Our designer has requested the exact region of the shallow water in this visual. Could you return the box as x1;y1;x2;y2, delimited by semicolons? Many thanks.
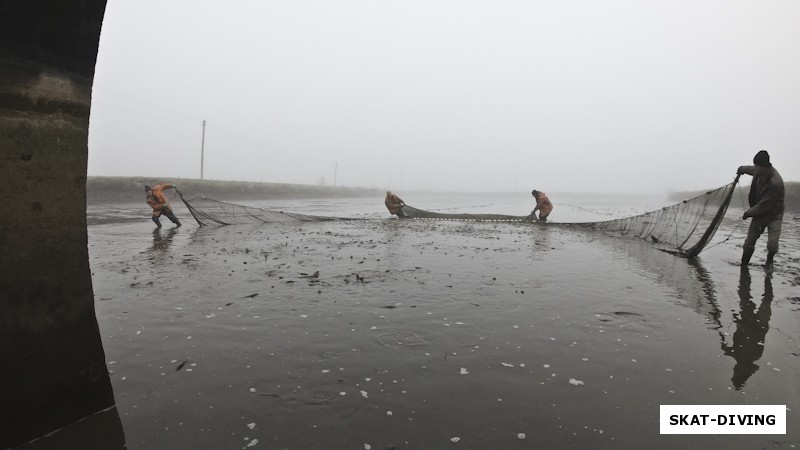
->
26;194;800;449
224;191;674;222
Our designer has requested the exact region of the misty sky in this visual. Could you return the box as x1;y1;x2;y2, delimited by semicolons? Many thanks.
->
88;0;800;194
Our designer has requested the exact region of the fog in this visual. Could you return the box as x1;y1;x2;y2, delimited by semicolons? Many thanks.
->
88;0;800;194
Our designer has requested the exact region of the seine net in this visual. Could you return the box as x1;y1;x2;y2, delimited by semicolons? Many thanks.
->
177;176;740;258
176;190;343;226
571;175;741;257
396;176;741;258
399;205;532;222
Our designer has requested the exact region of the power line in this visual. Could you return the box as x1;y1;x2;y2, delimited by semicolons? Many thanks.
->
90;101;198;128
92;83;205;124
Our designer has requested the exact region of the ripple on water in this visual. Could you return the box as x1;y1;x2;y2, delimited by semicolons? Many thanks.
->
593;310;656;333
302;388;340;406
280;383;374;424
373;330;432;348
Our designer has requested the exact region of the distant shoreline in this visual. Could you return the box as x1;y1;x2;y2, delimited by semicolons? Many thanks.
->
667;181;799;212
87;176;383;204
88;176;799;213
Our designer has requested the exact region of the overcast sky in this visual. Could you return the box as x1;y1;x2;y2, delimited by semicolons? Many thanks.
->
88;0;800;194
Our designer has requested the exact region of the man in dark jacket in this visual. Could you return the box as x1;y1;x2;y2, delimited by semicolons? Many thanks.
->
737;150;784;273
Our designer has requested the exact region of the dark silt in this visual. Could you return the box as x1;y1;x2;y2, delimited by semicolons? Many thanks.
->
24;198;800;449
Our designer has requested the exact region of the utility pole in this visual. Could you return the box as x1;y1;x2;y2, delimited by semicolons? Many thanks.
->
200;119;206;180
333;163;338;187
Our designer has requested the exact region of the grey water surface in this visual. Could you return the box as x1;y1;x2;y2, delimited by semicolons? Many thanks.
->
26;194;799;449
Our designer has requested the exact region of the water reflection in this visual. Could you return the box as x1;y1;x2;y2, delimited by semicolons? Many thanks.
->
149;227;178;254
600;236;723;327
685;258;724;332
721;268;773;390
527;222;552;259
592;234;776;391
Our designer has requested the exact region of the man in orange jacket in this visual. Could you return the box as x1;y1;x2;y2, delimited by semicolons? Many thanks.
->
530;190;553;222
385;191;406;217
145;183;181;228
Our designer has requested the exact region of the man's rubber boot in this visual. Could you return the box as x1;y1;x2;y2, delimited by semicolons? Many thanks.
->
741;247;754;267
764;252;775;274
152;217;162;228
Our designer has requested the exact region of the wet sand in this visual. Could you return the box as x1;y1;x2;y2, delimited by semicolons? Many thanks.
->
27;200;800;449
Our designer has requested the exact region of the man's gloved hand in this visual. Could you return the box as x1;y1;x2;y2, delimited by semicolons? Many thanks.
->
742;211;751;220
736;166;746;175
172;184;177;189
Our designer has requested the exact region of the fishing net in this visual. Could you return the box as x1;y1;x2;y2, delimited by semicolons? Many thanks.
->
176;190;343;226
571;175;740;257
399;205;533;222
177;176;740;258
397;176;741;258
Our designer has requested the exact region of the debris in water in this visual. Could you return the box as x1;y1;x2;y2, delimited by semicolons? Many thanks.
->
176;360;189;371
569;378;584;386
460;368;469;375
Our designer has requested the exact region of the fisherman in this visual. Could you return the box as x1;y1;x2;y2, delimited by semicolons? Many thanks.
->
530;190;553;222
384;191;406;218
145;183;182;228
737;150;784;273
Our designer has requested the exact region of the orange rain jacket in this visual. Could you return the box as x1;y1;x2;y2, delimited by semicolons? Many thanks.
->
534;192;553;219
146;184;175;217
385;193;405;215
